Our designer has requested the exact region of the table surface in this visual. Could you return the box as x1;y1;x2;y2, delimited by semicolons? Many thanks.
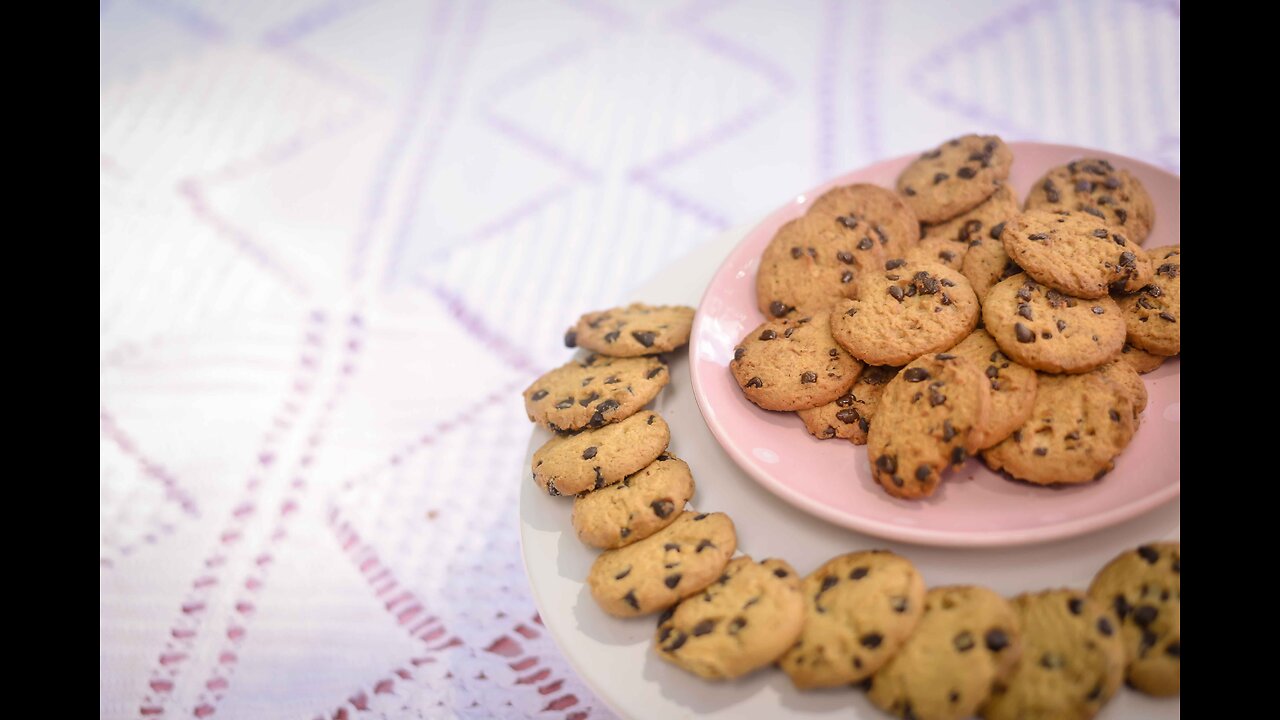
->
100;2;1180;718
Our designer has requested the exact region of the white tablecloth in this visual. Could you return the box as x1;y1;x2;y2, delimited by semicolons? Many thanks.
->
100;1;1180;717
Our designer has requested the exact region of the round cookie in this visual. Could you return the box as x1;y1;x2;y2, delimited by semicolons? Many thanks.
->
755;213;885;318
587;511;737;618
897;135;1013;223
982;590;1126;720
867;353;992;500
805;183;922;261
532;411;670;496
1001;210;1153;299
523;353;670;432
962;225;1022;303
567;303;694;356
1024;158;1155;244
949;329;1038;449
981;369;1137;486
1119;343;1166;374
831;260;980;366
1117;245;1179;356
779;550;926;689
572;452;695;549
922;183;1020;244
654;556;804;680
904;236;968;272
868;585;1023;720
1096;359;1148;416
796;365;899;443
1088;543;1180;696
982;274;1125;374
731;312;863;411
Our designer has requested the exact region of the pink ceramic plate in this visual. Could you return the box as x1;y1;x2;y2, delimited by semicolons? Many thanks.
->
690;142;1180;547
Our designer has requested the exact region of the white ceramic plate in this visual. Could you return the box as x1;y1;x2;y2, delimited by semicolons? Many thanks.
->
519;228;1180;720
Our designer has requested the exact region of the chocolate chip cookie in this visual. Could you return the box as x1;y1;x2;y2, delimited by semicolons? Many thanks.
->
796;365;899;443
567;303;695;356
867;353;992;499
731;312;863;411
532;411;670;496
1119;343;1166;374
961;225;1022;303
949;329;1038;449
981;590;1126;720
1117;245;1179;356
1088;543;1180;696
572;452;695;549
806;183;922;261
779;550;926;689
524;354;670;432
1001;210;1153;299
981;369;1137;485
868;585;1023;720
831;260;980;367
1024;158;1155;244
755;214;884;318
897;135;1013;223
982;275;1125;374
922;183;1020;245
654;556;804;679
588;511;737;617
1096;359;1148;417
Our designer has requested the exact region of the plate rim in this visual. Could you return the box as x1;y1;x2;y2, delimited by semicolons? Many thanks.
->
688;141;1180;547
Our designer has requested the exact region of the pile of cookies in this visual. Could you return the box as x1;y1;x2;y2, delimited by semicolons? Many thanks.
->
734;134;1180;499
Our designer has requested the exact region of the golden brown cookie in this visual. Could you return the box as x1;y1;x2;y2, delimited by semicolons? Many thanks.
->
962;228;1022;303
571;452;695;549
1118;343;1166;374
949;329;1038;449
796;365;899;443
982;275;1125;374
1117;245;1180;356
567;303;694;356
731;312;863;411
897;135;1013;223
1088;543;1180;696
531;411;670;496
523;354;669;432
1024;158;1155;244
1001;210;1153;299
922;183;1020;244
755;214;884;318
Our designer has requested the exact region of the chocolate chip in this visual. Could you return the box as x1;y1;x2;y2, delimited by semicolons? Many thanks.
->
623;590;639;609
929;387;945;407
861;633;884;648
578;391;600;407
953;631;975;652
858;236;874;250
646;366;664;379
942;419;956;441
847;566;869;580
1097;617;1114;636
1133;605;1157;627
773;567;789;578
1014;323;1035;343
985;629;1010;652
604;330;620;343
989;222;1006;240
1068;598;1084;615
820;576;838;593
837;250;854;264
801;371;817;384
836;408;860;424
649;499;675;518
950;447;966;465
1086;683;1103;701
1165;642;1180;657
1114;208;1128;225
891;596;908;613
694;513;708;520
903;367;930;382
582;447;597;460
728;617;747;633
1034;448;1048;456
1017;303;1033;320
888;285;904;301
933;172;949;184
746;377;763;388
875;455;897;474
1159;312;1176;323
691;620;716;636
664;631;687;652
531;389;548;401
759;329;777;341
664;574;681;589
1077;179;1095;192
696;539;715;552
632;331;656;347
619;527;631;538
904;186;916;196
564;330;577;348
1113;595;1130;619
957;166;976;179
915;465;932;482
1056;319;1067;332
837;215;858;230
595;399;619;414
791;247;803;259
769;301;791;318
1109;409;1121;422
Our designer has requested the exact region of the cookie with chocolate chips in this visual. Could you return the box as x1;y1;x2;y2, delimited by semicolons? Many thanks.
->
866;353;992;500
523;353;670;432
572;452;695;549
982;275;1125;374
831;260;980;367
1024;158;1156;244
1088;542;1180;697
588;511;737;618
961;224;1023;303
868;585;1023;720
805;183;922;261
731;312;863;411
922;183;1020;245
905;236;968;271
1096;359;1148;417
796;365;899;443
897;135;1014;223
567;303;695;357
1002;209;1153;299
981;369;1137;486
981;590;1126;720
1119;343;1166;374
779;550;926;689
532;411;670;496
756;215;887;320
654;556;804;680
949;330;1038;449
1117;245;1180;356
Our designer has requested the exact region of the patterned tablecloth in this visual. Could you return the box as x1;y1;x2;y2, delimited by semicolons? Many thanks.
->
99;1;1179;717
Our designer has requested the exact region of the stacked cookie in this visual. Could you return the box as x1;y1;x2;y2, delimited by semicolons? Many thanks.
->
525;303;808;678
733;135;1181;499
